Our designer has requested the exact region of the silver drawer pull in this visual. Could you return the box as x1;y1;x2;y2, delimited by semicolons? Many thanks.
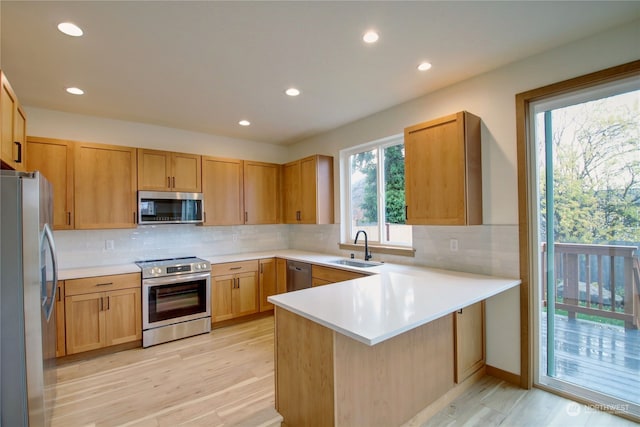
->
230;267;242;270
96;282;113;286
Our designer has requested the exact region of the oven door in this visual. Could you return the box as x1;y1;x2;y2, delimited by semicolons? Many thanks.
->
142;272;211;330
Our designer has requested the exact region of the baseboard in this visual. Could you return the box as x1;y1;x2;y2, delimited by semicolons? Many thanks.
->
485;364;521;386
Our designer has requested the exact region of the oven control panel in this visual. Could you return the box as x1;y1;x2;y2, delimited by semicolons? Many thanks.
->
137;257;211;279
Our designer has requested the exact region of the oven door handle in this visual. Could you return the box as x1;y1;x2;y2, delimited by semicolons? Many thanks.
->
142;271;211;287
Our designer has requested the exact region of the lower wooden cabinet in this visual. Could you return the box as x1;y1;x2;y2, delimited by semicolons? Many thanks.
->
311;265;367;286
55;281;66;357
64;273;141;355
259;258;277;312
276;258;287;294
212;260;259;323
454;301;485;383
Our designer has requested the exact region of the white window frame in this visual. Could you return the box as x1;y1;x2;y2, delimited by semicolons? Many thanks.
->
340;133;411;247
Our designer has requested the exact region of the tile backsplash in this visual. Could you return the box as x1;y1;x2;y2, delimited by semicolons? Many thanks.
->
54;224;290;268
55;222;519;279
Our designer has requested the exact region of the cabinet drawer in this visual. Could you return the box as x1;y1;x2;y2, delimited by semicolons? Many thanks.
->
65;273;141;296
311;265;366;284
211;260;259;276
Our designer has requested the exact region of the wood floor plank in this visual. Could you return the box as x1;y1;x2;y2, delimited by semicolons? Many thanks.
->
53;315;636;426
52;316;276;427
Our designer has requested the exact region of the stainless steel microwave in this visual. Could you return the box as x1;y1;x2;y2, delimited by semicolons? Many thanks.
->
138;191;204;225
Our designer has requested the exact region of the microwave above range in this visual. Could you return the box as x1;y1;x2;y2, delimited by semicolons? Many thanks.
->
138;191;204;225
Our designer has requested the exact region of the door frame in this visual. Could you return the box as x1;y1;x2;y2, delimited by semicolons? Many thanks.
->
515;59;640;389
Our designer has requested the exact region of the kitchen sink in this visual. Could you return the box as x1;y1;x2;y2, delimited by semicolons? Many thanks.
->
329;259;383;268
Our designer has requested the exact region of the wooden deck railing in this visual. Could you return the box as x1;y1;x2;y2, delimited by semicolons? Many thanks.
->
542;243;639;329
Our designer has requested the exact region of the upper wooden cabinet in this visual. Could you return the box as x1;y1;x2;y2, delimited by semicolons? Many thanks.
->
75;142;137;229
1;71;27;171
404;111;482;225
137;149;201;192
282;155;334;224
27;137;75;230
202;156;244;225
244;160;280;224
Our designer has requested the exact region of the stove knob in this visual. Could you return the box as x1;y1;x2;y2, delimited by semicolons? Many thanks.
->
194;264;200;270
153;267;162;275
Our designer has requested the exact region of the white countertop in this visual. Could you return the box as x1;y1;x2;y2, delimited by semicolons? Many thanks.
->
58;249;520;346
268;267;520;346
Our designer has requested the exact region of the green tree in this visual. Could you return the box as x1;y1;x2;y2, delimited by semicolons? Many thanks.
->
352;144;406;225
540;92;640;245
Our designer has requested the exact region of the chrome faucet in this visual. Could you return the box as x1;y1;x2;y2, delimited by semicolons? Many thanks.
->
354;230;372;261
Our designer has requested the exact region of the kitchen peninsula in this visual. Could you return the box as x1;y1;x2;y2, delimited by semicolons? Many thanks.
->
268;268;520;426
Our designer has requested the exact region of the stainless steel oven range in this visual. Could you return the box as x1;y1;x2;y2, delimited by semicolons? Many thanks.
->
136;257;211;347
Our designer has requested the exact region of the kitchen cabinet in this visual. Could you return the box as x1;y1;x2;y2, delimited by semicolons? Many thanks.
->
1;70;27;171
259;258;277;312
202;156;244;225
55;281;66;357
74;142;137;229
311;265;367;287
64;273;141;355
243;161;280;224
137;148;201;192
282;155;334;224
404;111;482;225
276;258;287;294
211;260;259;323
26;137;75;230
454;300;485;383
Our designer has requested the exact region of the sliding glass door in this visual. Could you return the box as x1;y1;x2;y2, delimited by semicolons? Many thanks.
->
532;78;640;417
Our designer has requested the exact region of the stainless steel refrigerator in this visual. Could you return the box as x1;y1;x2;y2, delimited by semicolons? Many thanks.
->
1;170;58;426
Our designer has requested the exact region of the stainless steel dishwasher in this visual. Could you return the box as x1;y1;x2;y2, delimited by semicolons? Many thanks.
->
286;260;312;291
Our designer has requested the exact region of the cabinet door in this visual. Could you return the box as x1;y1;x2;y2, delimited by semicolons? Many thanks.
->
13;105;26;171
405;113;465;225
299;156;318;224
1;74;17;169
212;274;234;322
282;161;300;223
454;301;485;383
75;142;137;229
105;287;142;346
27;137;75;230
172;152;201;192
244;161;279;224
405;111;482;225
259;258;277;312
202;156;244;225
56;281;66;357
137;149;171;191
233;271;259;317
276;258;287;294
65;292;106;355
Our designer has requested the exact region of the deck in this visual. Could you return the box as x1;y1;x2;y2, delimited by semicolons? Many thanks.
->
541;313;640;405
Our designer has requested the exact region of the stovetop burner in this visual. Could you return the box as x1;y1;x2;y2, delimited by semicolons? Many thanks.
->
136;256;211;278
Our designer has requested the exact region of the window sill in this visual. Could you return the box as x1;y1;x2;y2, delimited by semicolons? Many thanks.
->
338;243;416;258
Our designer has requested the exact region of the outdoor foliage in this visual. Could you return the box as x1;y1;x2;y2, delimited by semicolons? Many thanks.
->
539;91;640;245
352;144;406;225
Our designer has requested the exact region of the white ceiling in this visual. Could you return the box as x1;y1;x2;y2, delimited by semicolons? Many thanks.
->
2;1;639;145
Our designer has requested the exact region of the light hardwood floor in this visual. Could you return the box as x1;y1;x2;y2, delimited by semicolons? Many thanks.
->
53;315;635;426
52;316;278;426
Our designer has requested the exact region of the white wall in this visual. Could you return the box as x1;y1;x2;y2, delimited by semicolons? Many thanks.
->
27;20;640;377
24;107;289;164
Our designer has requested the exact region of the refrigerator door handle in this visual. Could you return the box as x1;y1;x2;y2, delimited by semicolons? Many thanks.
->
41;223;58;321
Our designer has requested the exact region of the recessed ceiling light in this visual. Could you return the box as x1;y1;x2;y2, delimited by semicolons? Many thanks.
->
285;88;300;97
66;87;84;95
238;120;251;126
362;30;379;44
418;62;432;71
58;22;83;37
